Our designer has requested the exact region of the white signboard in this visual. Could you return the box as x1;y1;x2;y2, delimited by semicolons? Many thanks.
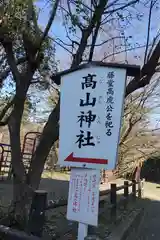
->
59;65;126;169
67;168;100;226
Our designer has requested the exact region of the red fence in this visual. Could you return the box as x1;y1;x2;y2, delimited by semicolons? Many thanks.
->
22;132;41;173
0;145;4;177
0;132;41;180
0;143;12;180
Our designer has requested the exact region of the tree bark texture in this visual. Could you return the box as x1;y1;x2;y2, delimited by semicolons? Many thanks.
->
5;0;160;226
27;99;60;189
7;75;34;224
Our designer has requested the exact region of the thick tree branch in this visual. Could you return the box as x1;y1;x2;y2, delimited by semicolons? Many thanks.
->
37;0;60;52
26;0;160;192
144;0;153;64
0;97;15;121
28;0;39;35
67;0;83;30
71;0;108;67
0;56;26;86
2;42;21;87
147;30;160;60
125;40;160;96
120;117;134;145
0;121;8;126
26;0;60;70
0;115;11;126
0;68;10;87
87;0;108;33
88;21;101;61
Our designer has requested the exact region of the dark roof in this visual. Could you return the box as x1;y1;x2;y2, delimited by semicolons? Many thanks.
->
51;61;140;85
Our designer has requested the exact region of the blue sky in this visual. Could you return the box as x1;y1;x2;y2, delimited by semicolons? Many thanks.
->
1;1;160;127
35;0;160;76
35;0;160;127
36;0;71;69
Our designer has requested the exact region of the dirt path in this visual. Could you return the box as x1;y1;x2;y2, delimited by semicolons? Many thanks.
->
127;182;160;240
0;175;124;206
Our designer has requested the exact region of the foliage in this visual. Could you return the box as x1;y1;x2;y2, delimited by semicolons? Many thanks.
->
141;153;160;182
0;0;60;225
0;0;160;227
22;96;33;123
0;94;33;124
118;79;160;177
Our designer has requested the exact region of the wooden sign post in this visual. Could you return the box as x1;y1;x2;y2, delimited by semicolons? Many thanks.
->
57;62;140;239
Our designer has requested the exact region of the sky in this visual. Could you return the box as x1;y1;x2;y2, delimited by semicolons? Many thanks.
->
36;0;72;69
35;0;160;69
1;0;160;127
34;0;160;127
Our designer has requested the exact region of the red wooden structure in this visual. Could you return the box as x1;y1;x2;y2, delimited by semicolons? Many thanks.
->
0;131;117;182
22;132;41;173
0;131;41;180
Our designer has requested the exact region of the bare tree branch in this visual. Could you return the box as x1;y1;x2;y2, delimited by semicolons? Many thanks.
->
104;0;138;14
70;0;94;13
88;21;101;61
120;115;142;146
106;0;120;9
37;0;60;52
102;44;150;61
54;37;77;47
67;0;84;30
91;36;126;47
55;35;125;49
126;40;160;96
60;4;79;49
120;77;159;147
48;36;73;54
144;0;153;64
71;0;108;67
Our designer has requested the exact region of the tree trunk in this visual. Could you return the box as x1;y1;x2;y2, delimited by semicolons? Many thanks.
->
24;0;109;195
7;75;33;224
8;102;28;226
27;100;60;189
8;106;26;182
11;175;33;229
26;1;110;191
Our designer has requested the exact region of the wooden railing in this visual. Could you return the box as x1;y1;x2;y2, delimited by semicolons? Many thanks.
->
0;179;145;239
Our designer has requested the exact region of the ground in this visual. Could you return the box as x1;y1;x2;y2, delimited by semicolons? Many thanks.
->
0;171;124;205
0;173;160;239
127;182;160;240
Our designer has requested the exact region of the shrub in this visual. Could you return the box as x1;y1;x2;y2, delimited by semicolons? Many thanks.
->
141;154;160;182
